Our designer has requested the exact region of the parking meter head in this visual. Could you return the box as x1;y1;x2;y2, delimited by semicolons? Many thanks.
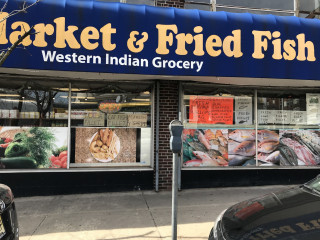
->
169;120;184;154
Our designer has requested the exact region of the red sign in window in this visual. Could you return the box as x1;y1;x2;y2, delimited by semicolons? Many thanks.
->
189;96;234;124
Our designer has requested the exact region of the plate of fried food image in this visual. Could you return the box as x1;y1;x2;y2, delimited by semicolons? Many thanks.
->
89;128;120;162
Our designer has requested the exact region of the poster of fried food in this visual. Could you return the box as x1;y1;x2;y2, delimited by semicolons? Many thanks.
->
75;128;137;163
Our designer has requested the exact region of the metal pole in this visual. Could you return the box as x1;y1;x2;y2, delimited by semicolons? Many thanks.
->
155;81;160;192
172;152;179;240
67;82;72;169
254;89;258;166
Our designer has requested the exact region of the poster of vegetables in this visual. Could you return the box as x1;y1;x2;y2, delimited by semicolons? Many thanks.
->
75;128;137;164
0;127;68;169
279;130;320;166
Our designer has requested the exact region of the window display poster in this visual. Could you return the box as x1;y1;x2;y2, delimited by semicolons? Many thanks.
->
235;97;252;125
189;96;233;124
229;129;280;166
279;130;320;166
75;128;138;164
182;128;280;167
0;127;68;169
306;93;320;124
182;129;229;167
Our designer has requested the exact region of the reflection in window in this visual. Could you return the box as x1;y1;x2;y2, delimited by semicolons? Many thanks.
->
0;81;69;127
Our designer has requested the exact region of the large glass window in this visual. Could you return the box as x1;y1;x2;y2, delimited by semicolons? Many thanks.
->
69;81;153;167
182;83;320;168
0;80;69;169
0;79;153;170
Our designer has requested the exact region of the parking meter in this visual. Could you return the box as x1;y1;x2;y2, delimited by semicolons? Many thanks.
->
169;120;183;154
169;120;183;240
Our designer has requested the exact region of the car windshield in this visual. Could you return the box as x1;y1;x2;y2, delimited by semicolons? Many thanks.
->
303;176;320;195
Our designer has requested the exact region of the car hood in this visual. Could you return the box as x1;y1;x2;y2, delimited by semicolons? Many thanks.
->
0;184;13;205
221;186;320;240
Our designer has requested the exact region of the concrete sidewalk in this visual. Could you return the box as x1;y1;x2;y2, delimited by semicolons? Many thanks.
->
15;185;290;240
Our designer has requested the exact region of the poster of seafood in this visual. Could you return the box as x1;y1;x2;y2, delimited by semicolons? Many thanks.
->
279;130;320;166
183;129;228;167
0;127;68;169
228;129;279;166
75;128;137;164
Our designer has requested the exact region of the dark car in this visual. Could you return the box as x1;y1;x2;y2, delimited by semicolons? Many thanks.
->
209;175;320;240
0;184;18;240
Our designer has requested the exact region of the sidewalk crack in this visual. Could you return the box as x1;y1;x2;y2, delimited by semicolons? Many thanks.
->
27;215;47;240
141;191;164;239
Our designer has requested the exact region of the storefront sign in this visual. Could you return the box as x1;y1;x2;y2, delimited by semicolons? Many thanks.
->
189;96;233;124
2;1;320;80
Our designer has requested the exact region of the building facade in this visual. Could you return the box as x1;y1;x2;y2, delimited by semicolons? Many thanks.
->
0;0;320;196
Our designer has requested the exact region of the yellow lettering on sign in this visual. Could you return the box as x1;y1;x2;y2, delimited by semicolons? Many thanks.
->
81;26;99;50
283;39;296;60
223;30;243;58
0;12;9;44
252;30;272;59
10;22;32;46
206;35;222;57
127;31;148;53
54;17;80;49
33;23;54;47
156;24;177;55
100;23;116;51
296;33;316;61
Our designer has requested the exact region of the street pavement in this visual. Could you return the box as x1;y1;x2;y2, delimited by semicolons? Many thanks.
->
15;185;291;240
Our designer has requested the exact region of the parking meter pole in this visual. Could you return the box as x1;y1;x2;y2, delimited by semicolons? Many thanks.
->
172;152;179;240
169;120;183;240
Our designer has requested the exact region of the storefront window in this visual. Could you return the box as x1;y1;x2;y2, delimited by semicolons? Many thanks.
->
182;83;320;168
182;84;254;167
0;80;69;169
69;81;153;167
257;89;320;167
0;80;153;170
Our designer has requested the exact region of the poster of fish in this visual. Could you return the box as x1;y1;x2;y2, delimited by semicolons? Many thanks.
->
279;130;320;166
183;129;228;167
228;129;280;166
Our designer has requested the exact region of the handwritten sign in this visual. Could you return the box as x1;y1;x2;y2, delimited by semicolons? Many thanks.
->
189;96;233;124
84;112;105;126
107;114;128;127
306;93;320;124
235;97;252;124
258;110;274;124
128;114;148;127
274;110;291;124
290;111;307;125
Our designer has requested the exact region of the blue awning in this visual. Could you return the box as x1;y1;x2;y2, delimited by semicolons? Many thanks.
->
1;0;320;80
